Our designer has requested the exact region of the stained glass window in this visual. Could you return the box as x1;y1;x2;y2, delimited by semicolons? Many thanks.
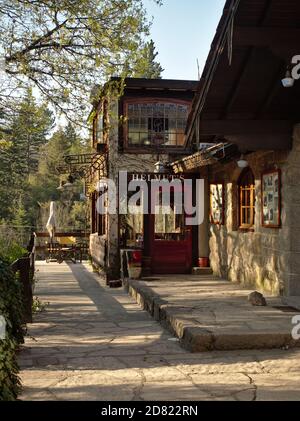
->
126;102;189;147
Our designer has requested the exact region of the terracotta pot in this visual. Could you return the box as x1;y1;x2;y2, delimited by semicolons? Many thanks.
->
198;257;209;268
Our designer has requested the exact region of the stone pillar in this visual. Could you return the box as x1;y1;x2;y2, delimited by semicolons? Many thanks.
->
106;98;121;281
198;172;210;266
280;123;300;296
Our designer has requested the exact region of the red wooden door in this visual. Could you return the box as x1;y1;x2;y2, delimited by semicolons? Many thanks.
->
149;187;193;274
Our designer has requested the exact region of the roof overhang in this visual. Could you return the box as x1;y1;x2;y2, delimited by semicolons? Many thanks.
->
171;143;240;173
186;0;300;153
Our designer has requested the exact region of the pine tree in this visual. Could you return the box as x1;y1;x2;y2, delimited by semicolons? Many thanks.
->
133;40;164;79
29;124;88;228
0;91;53;222
9;89;54;177
11;200;31;228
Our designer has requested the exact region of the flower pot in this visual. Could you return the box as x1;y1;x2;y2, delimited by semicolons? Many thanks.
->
124;249;142;279
198;257;209;268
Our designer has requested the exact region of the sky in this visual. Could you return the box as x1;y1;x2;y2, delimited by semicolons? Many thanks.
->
144;0;226;80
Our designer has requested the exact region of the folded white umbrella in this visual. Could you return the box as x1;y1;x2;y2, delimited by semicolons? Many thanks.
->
46;201;56;241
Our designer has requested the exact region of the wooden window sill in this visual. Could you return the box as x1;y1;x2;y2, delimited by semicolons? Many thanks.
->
238;227;255;233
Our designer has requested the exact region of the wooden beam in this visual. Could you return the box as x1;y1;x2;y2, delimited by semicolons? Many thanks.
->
227;134;292;151
199;120;292;136
35;232;89;238
221;47;254;118
256;62;285;117
233;27;300;48
257;0;273;26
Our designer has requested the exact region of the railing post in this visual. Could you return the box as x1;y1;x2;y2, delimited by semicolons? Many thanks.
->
18;257;33;323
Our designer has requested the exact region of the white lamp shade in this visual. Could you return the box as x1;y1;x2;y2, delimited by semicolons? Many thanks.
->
281;77;295;88
237;159;249;169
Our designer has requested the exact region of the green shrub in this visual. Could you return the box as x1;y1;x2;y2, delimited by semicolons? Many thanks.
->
0;258;25;401
0;239;27;264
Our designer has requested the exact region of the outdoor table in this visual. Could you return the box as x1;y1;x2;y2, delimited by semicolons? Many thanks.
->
46;243;76;264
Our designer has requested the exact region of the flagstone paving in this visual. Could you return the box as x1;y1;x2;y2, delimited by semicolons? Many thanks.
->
19;262;300;401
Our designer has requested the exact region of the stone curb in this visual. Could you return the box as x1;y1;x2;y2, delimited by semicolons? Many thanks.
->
123;278;300;352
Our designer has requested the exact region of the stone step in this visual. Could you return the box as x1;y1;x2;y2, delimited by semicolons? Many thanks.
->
192;267;213;276
124;278;300;352
282;296;300;311
109;280;122;288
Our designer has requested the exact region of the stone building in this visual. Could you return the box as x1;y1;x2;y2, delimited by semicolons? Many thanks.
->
88;78;198;280
173;0;300;297
88;0;300;300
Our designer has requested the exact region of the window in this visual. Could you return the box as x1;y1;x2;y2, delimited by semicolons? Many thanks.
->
93;113;103;146
91;191;106;235
238;168;255;229
126;102;189;148
120;191;144;248
210;183;224;225
98;213;106;236
92;101;107;149
154;189;187;241
261;169;281;228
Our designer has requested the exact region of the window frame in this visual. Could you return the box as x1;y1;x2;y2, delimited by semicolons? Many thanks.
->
92;100;107;149
261;168;281;229
238;168;256;230
209;182;225;226
123;98;191;152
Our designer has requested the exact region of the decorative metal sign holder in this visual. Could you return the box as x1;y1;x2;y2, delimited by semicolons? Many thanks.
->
56;152;107;197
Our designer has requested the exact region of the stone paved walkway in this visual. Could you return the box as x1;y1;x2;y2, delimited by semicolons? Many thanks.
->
19;262;300;401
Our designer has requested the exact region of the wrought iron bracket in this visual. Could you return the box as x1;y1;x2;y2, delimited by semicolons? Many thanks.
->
56;152;108;197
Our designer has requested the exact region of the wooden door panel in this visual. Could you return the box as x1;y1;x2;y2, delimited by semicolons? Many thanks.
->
151;241;192;274
149;182;193;274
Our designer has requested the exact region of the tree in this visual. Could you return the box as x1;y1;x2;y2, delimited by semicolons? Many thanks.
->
0;0;162;128
9;89;54;176
0;92;53;223
10;200;31;228
0;89;53;219
29;123;89;230
133;40;164;79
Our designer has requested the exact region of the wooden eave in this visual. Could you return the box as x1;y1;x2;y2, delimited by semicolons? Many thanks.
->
186;0;300;152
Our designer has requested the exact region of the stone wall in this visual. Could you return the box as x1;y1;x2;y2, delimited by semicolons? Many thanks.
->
209;124;300;296
90;233;106;268
280;124;300;296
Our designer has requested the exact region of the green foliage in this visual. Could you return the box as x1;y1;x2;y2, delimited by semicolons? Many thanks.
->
10;202;31;230
70;202;89;230
1;0;163;126
9;89;55;176
0;227;28;264
0;139;11;150
0;91;54;223
32;296;49;314
0;259;25;400
0;105;89;230
29;123;90;231
132;39;164;79
0;241;27;265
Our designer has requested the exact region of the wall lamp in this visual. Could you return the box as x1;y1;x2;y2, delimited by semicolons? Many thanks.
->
237;154;249;169
281;67;295;88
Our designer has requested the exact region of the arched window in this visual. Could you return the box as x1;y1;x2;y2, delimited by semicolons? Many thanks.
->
238;168;255;229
